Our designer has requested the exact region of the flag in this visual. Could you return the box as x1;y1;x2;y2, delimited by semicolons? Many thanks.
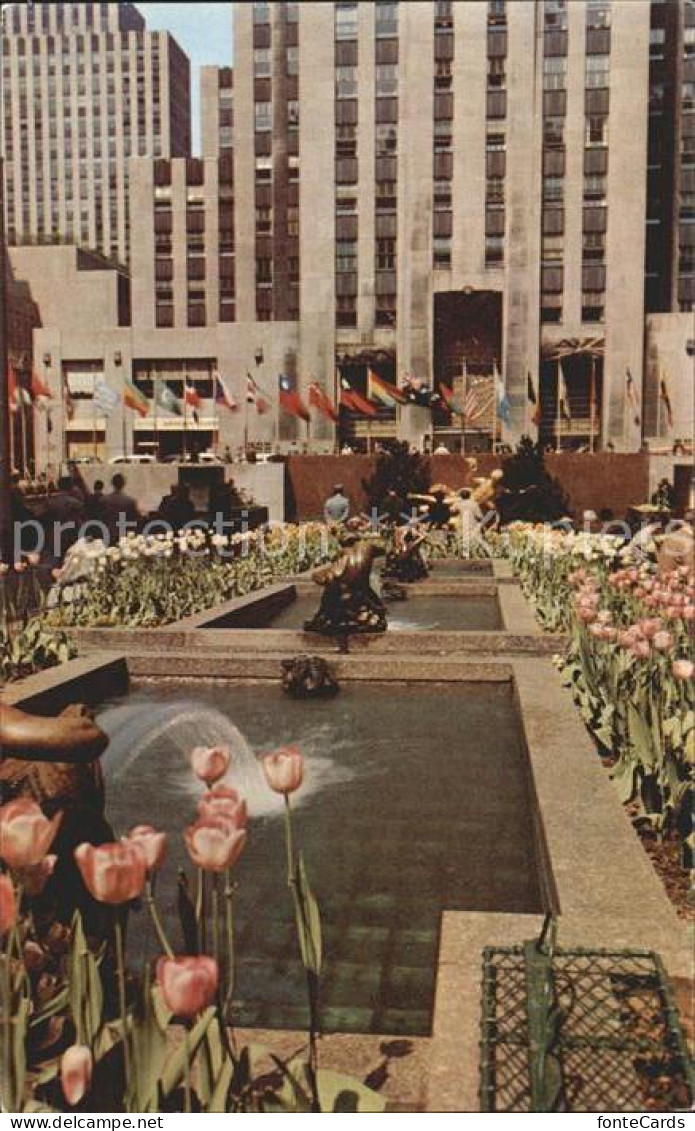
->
279;374;310;421
338;375;377;416
156;382;183;416
527;372;542;427
93;377;119;416
439;382;455;409
184;382;202;410
308;382;339;422
62;371;75;421
495;365;511;427
558;363;572;424
214;372;238;412
660;372;674;431
464;377;494;424
367;369;406;407
625;368;641;427
31;371;52;400
247;373;270;414
123;378;149;417
7;364;19;413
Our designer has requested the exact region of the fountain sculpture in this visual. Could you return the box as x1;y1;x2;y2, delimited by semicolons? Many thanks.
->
303;528;388;638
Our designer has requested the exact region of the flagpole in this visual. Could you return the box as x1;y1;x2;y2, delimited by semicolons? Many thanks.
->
555;359;562;454
182;361;188;461
491;364;497;455
461;362;466;457
92;374;98;462
589;355;596;454
20;395;27;475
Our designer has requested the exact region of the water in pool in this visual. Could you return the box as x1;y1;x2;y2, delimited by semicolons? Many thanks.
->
100;681;542;1035
262;592;502;631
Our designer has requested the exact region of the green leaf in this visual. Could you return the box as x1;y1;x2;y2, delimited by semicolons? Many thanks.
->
316;1068;387;1113
160;1006;216;1097
292;853;322;976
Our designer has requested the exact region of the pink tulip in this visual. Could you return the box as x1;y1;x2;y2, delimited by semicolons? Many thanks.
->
631;639;651;660
190;745;231;786
617;630;637;649
0;874;17;935
156;956;219;1018
672;659;694;681
577;606;597;623
639;618;662;639
682;605;694;621
197;785;248;829
61;1044;93;1107
184;816;247;872
597;610;613;625
126;825;167;873
262;745;305;795
74;840;147;904
652;631;674;652
665;605;682;619
15;853;57;896
0;799;62;869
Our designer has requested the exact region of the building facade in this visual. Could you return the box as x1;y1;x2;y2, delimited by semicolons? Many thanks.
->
1;1;191;264
200;65;234;161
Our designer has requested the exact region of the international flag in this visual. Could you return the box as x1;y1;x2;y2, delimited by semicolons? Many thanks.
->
7;364;19;413
123;378;149;417
367;369;406;407
214;372;238;412
439;382;455;410
495;365;511;427
338;375;377;416
62;372;75;421
308;382;339;422
558;363;572;424
659;371;673;431
625;368;641;427
184;382;202;410
279;374;310;421
527;372;542;427
156;382;183;416
465;378;494;424
93;377;119;416
247;373;270;415
31;371;52;400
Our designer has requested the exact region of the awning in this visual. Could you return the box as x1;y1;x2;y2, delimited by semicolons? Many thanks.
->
541;337;605;360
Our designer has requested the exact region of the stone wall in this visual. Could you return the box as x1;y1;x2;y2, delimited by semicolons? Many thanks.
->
287;452;652;522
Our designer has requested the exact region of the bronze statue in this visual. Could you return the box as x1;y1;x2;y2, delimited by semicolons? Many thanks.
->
281;655;340;698
0;702;113;931
382;526;429;583
304;531;388;636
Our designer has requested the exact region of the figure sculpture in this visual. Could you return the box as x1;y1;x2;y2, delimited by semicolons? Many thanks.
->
281;654;340;698
382;526;429;584
304;531;387;637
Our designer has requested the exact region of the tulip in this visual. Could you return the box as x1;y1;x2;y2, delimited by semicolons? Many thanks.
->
576;606;597;624
15;853;57;896
156;956;219;1019
197;785;248;828
74;840;147;904
672;659;694;681
0;799;62;869
631;639;651;660
652;631;674;652
190;745;231;786
0;874;17;934
639;618;662;639
126;825;167;873
262;745;305;795
61;1044;93;1107
184;816;246;872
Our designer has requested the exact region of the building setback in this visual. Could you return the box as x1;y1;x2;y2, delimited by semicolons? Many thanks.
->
1;1;191;264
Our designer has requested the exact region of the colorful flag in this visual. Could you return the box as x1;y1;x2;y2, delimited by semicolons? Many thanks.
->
495;365;511;427
62;371;75;421
214;372;238;412
465;378;494;424
184;382;202;410
439;382;455;409
156;382;183;416
558;363;572;424
625;368;641;427
527;372;542;427
659;372;674;431
367;369;406;407
7;364;19;413
279;374;310;421
94;377;119;416
123;379;149;417
247;373;271;415
338;375;377;416
308;382;339;422
31;371;52;400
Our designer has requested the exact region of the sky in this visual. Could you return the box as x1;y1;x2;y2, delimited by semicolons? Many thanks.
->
136;3;234;154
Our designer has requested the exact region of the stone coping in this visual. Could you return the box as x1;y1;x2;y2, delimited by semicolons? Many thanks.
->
0;651;128;714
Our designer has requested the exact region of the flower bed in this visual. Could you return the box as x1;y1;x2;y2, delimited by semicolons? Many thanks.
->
500;524;694;882
46;524;339;630
1;563;77;683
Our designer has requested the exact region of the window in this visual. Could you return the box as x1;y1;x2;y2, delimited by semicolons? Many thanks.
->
376;64;398;96
335;3;358;40
433;236;452;267
485;236;504;265
254;48;271;77
586;115;608;145
287;46;299;76
585;54;609;88
336;65;357;98
543;176;564;201
586;0;610;30
543;57;566;90
583;174;606;202
254;101;271;131
336;240;357;272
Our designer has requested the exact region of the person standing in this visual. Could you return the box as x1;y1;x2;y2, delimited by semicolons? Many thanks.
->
323;484;350;524
101;474;141;542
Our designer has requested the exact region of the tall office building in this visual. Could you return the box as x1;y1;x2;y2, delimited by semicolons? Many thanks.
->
230;0;677;449
1;1;191;264
200;65;234;160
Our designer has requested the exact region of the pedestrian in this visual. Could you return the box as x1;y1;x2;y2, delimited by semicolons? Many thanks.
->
101;473;141;542
323;484;350;524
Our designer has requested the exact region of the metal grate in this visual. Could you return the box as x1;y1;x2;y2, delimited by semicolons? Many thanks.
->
480;945;694;1113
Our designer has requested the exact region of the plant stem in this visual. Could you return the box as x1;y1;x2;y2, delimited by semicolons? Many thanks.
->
2;923;13;1112
223;870;235;1021
114;916;131;1106
211;877;220;966
283;795;295;886
145;878;173;958
183;1029;192;1114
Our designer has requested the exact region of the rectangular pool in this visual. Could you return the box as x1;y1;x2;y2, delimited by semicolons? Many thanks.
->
100;681;543;1035
258;592;503;632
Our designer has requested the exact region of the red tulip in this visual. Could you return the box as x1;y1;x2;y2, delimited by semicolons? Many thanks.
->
156;956;219;1018
15;853;57;896
262;745;305;795
74;840;147;904
126;825;167;873
0;799;62;869
190;745;231;786
0;874;17;935
61;1044;93;1106
197;785;248;829
184;816;246;872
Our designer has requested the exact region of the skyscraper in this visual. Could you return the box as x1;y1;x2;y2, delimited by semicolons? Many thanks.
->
1;1;191;264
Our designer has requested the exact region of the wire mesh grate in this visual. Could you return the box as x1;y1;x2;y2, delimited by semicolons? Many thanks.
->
480;945;694;1113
